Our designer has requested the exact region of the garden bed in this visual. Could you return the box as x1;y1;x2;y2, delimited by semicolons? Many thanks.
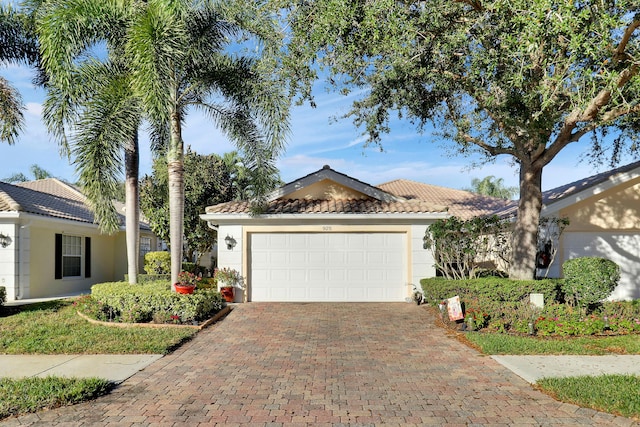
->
77;305;232;330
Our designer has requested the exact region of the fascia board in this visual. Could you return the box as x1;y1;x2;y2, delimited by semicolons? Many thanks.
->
200;212;449;226
542;168;640;216
267;168;399;202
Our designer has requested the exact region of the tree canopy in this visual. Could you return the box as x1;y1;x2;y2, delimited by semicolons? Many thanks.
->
466;176;518;200
0;5;39;144
140;150;273;263
278;0;640;279
38;0;291;285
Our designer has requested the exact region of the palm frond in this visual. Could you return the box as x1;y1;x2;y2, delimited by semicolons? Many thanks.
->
0;77;24;145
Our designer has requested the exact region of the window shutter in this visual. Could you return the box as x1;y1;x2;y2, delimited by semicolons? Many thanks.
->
55;233;62;280
85;237;91;278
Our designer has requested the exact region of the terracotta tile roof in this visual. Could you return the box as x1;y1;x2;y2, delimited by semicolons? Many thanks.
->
493;159;640;218
542;159;640;205
205;198;448;215
377;179;513;219
0;179;95;223
0;178;150;229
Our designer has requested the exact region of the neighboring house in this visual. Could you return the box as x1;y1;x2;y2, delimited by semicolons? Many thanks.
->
377;179;513;220
202;165;470;303
383;162;640;300
0;178;158;302
535;160;640;300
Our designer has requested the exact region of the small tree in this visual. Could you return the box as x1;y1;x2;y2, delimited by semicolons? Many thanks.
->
140;149;275;264
423;215;511;279
425;215;569;279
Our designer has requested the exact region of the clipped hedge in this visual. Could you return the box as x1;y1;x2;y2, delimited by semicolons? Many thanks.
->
0;286;5;306
144;252;171;274
124;274;170;284
562;257;620;307
90;281;224;324
420;277;561;306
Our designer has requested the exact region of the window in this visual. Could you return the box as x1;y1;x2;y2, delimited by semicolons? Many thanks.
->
140;236;152;256
62;235;82;277
55;234;91;279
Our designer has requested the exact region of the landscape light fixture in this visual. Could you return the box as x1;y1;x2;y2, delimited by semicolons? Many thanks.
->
224;235;237;250
0;233;11;248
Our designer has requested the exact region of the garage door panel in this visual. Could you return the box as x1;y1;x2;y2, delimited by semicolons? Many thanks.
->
250;232;407;302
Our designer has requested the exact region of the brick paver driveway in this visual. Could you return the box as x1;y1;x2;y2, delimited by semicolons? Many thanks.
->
3;303;635;426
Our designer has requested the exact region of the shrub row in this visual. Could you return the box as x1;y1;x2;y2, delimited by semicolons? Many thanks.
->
0;286;5;306
422;276;640;336
420;277;561;305
89;281;224;324
124;274;170;284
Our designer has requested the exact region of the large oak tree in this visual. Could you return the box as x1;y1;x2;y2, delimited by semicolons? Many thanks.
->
278;0;640;279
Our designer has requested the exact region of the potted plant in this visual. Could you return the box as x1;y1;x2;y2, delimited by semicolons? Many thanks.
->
174;271;200;294
214;267;244;302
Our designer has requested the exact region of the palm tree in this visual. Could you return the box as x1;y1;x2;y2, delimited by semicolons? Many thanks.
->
467;176;518;200
0;5;38;144
36;1;143;283
4;164;54;182
38;0;290;286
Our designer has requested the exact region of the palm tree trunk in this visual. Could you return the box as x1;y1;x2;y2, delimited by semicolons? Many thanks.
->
168;109;185;288
509;161;542;280
125;133;140;284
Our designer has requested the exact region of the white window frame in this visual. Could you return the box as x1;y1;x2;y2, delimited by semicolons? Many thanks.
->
62;235;82;278
140;236;152;256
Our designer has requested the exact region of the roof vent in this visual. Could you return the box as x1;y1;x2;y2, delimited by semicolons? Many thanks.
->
322;165;331;169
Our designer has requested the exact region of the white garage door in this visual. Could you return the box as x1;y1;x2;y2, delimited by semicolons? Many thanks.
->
249;232;407;302
563;232;640;300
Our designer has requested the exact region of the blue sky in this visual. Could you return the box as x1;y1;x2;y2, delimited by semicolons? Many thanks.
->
2;62;636;194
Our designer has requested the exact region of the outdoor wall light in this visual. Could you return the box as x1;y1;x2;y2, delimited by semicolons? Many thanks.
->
224;235;237;250
0;233;12;248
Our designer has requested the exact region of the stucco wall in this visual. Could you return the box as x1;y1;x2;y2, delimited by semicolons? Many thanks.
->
0;223;18;300
28;224;117;299
113;230;158;280
287;180;369;200
559;180;640;231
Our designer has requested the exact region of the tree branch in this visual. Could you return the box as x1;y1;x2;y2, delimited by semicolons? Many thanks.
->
615;19;640;61
455;0;483;12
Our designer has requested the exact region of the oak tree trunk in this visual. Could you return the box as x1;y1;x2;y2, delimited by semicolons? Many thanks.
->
509;161;543;280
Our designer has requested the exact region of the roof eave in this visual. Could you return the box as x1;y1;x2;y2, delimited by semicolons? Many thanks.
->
201;211;449;226
267;166;400;203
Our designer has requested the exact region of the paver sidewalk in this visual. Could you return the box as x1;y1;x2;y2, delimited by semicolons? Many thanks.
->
1;303;636;426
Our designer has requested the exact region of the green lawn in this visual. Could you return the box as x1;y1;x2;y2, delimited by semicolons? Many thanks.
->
0;298;201;420
464;331;640;420
0;377;113;420
464;331;640;355
0;299;198;354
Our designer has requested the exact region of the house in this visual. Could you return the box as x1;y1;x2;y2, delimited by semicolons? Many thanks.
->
0;178;159;302
200;165;509;303
535;160;640;300
203;161;640;303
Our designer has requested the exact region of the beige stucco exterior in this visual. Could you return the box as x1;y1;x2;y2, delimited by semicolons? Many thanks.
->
287;179;370;200
543;173;640;300
557;178;640;231
202;168;447;302
0;214;158;301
